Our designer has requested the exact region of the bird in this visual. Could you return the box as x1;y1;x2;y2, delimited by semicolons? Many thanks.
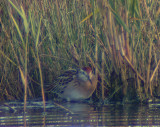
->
46;67;97;101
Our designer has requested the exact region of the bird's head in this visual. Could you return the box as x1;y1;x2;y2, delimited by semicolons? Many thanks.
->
82;67;93;79
78;67;94;82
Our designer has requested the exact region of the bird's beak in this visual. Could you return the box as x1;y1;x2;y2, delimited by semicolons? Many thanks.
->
89;72;93;84
89;71;93;78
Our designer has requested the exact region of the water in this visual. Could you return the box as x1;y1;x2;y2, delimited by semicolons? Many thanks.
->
0;101;160;126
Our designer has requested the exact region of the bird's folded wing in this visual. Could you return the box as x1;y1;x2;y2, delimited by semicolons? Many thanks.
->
44;69;79;93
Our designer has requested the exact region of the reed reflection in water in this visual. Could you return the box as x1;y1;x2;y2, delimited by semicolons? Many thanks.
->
0;101;160;126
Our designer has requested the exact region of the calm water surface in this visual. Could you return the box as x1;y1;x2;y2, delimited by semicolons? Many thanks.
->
0;101;160;126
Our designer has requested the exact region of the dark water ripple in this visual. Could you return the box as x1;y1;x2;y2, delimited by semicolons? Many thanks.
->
0;101;160;126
